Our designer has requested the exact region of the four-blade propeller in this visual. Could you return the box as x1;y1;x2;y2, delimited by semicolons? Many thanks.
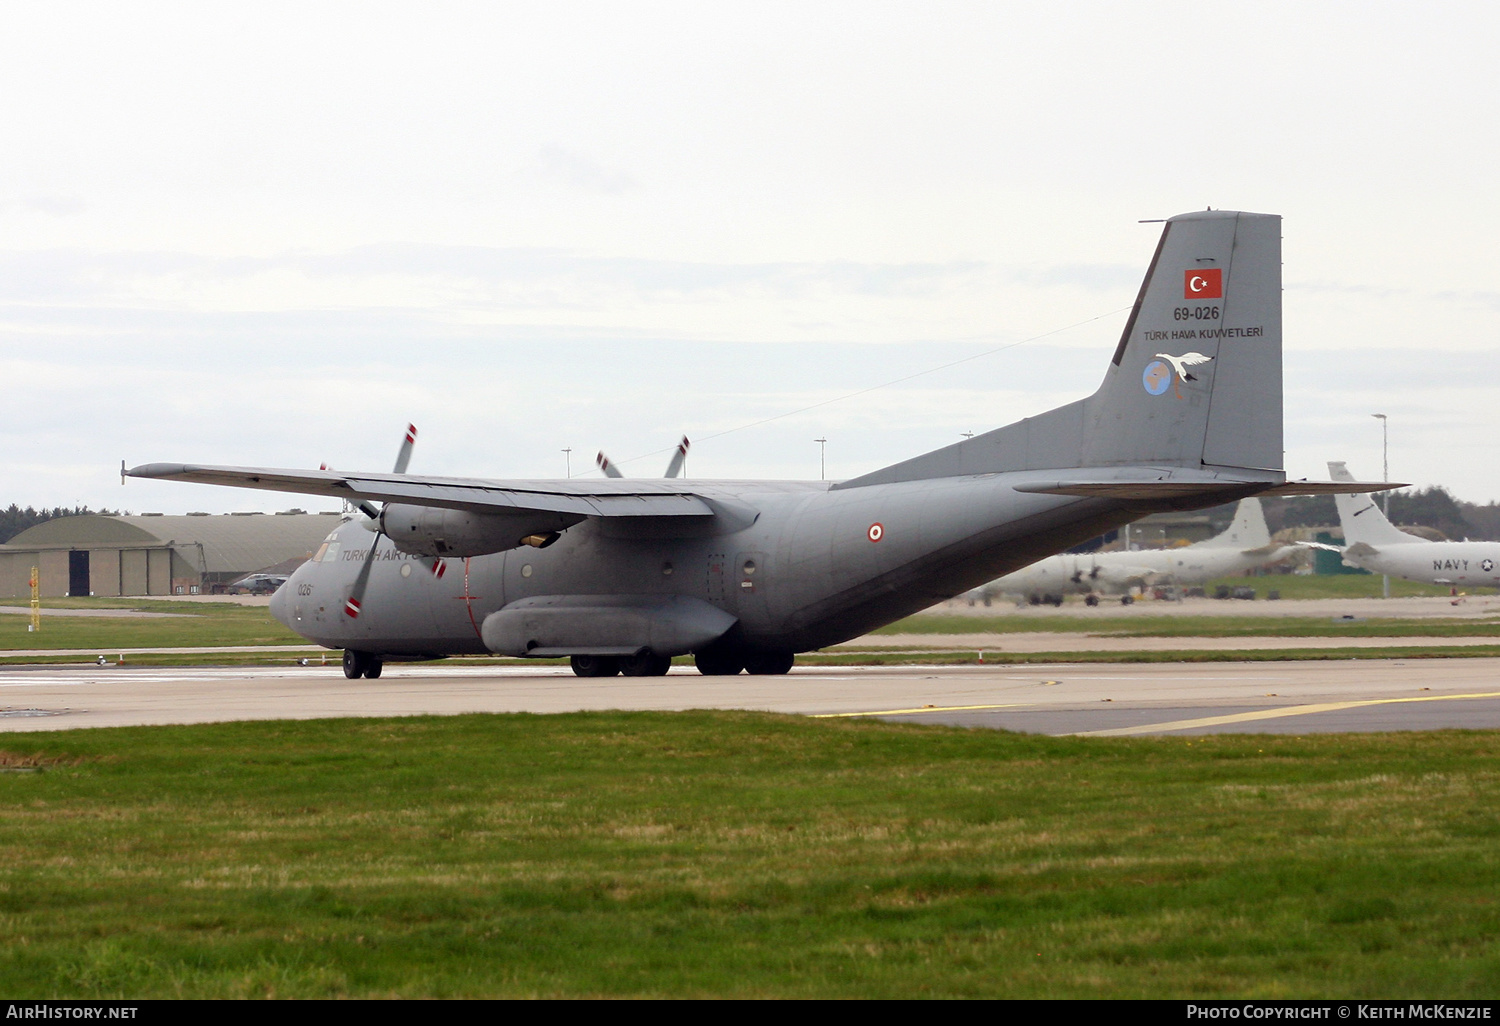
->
344;424;445;619
595;436;691;480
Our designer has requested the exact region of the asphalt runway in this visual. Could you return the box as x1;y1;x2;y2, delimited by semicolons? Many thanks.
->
1;658;1499;736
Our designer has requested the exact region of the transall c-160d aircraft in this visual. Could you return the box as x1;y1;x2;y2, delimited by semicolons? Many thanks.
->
128;210;1396;680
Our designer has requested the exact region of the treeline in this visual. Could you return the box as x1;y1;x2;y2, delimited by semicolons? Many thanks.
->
0;505;119;545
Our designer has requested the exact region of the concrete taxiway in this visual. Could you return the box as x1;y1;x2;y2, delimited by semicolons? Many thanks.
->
1;658;1498;737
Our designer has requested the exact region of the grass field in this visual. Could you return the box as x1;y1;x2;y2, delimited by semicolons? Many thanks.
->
969;574;1472;603
6;592;1500;669
0;598;304;651
1197;575;1467;600
878;615;1500;638
1;713;1498;998
810;645;1500;664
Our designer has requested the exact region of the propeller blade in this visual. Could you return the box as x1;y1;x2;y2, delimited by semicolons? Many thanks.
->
345;422;419;617
596;452;624;478
664;436;690;478
393;424;417;475
344;536;381;618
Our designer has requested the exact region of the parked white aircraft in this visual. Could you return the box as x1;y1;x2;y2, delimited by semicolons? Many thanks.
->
1321;462;1500;589
987;498;1297;604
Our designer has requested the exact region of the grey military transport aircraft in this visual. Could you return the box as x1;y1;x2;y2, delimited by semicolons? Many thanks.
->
128;210;1391;680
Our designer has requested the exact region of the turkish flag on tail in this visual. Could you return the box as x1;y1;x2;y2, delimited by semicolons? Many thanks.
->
1184;268;1222;299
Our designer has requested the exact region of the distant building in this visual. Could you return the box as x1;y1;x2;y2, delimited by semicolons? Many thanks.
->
0;512;343;597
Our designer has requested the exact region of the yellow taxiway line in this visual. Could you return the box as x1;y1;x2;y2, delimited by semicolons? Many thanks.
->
1068;690;1500;737
811;690;1500;735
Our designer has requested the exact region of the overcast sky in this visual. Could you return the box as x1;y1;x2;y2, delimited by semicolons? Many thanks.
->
2;2;1497;513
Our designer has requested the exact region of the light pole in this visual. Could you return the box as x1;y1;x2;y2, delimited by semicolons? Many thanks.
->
1372;413;1388;598
562;447;572;479
814;438;827;481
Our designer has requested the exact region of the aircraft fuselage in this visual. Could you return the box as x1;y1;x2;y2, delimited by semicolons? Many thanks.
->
1342;540;1500;589
271;473;1132;658
995;544;1297;598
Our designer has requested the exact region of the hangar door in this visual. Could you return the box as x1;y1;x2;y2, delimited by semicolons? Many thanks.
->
68;551;89;597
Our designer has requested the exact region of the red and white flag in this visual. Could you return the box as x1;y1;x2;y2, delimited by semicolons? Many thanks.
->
1184;269;1222;299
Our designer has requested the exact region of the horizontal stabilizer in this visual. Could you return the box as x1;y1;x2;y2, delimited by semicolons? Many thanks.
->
1015;481;1261;500
1256;480;1406;496
1014;479;1403;499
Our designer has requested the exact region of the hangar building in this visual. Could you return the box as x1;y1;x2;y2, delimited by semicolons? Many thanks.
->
0;511;342;598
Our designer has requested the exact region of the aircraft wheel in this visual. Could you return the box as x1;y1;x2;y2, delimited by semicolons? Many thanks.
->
694;649;745;676
570;655;620;678
342;649;369;680
744;652;794;675
1120;595;1134;606
364;660;383;679
620;652;671;677
1084;595;1099;607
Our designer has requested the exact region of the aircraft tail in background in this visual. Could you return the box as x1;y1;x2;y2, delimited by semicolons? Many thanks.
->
1328;461;1422;547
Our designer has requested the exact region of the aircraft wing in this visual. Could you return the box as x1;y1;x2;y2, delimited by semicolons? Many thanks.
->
1240;543;1296;559
125;463;716;518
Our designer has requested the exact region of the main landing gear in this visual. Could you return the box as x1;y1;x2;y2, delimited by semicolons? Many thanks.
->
693;647;795;676
567;648;796;677
342;649;383;679
569;653;672;678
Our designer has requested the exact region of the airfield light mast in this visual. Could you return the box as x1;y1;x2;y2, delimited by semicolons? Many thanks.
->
814;438;827;481
1373;413;1389;599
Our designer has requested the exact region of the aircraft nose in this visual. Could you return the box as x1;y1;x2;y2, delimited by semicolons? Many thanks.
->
269;578;291;628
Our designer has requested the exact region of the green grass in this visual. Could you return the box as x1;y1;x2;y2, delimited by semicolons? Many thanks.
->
1200;575;1470;600
8;595;1500;671
808;646;1500;664
1;713;1498;998
0;598;303;651
970;573;1474;604
880;615;1500;638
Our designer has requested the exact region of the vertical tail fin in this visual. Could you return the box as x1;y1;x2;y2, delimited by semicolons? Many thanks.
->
1202;498;1271;549
1328;461;1420;547
839;210;1284;488
1083;210;1282;472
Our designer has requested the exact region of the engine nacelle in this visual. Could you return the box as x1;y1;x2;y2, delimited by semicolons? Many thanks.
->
378;504;584;557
